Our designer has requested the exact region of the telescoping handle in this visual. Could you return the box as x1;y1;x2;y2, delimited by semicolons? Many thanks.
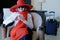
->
49;11;55;20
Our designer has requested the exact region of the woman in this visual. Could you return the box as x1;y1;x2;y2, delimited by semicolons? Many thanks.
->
3;0;34;40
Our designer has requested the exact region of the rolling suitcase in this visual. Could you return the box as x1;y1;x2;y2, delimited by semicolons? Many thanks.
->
46;19;57;35
46;11;58;36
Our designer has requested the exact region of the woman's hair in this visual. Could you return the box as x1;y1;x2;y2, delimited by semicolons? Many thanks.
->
18;6;30;11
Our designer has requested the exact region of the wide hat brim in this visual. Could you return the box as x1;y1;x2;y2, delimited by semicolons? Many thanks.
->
10;4;33;12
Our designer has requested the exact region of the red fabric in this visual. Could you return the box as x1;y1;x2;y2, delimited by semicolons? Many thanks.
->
16;0;33;9
18;11;28;20
10;11;29;40
10;5;18;12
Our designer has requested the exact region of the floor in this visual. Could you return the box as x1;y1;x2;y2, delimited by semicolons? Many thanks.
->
0;25;60;40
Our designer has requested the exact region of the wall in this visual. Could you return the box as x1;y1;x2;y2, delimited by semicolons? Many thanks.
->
31;0;60;21
42;0;60;17
31;0;42;10
31;0;60;17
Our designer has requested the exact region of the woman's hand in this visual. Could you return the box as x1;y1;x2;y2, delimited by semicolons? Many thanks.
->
19;14;25;21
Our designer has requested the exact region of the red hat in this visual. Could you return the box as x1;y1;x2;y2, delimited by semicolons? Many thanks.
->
10;0;33;12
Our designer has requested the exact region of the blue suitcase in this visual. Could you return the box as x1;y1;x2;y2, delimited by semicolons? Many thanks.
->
46;19;57;35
